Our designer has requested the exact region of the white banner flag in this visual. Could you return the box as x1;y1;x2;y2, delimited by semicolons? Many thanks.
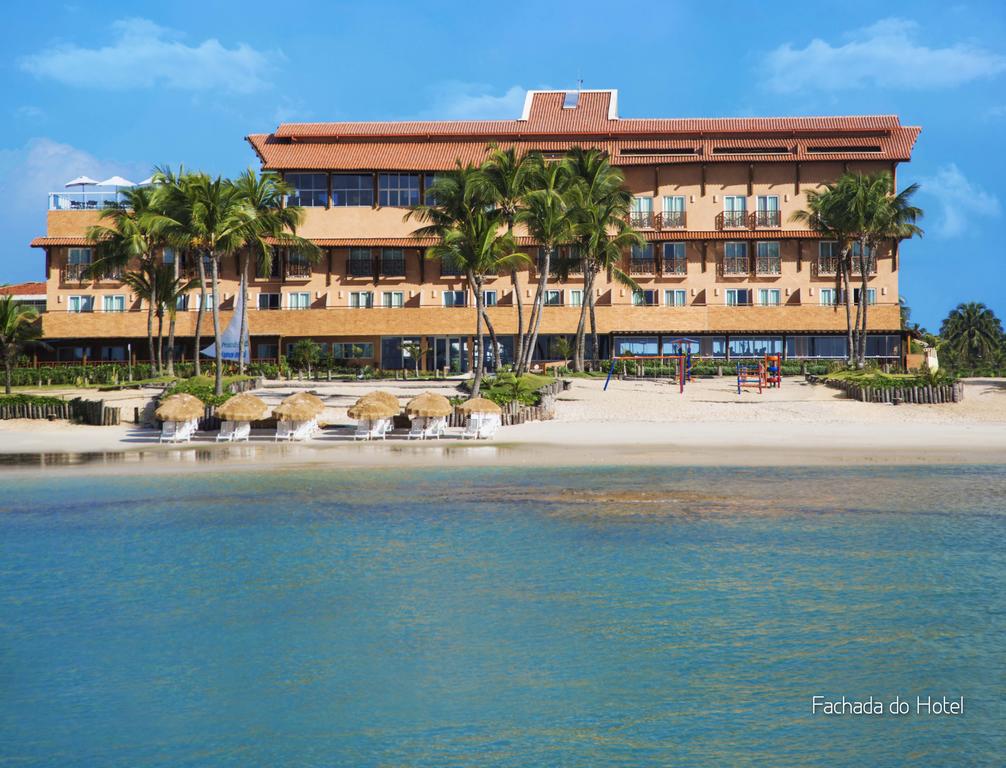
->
201;284;249;361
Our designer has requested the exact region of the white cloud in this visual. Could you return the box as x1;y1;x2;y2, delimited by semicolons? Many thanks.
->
20;18;279;94
765;18;1006;93
14;105;45;121
419;83;527;120
920;163;1000;238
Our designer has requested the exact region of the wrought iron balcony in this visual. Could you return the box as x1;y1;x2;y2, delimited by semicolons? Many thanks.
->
722;256;749;276
62;264;88;282
284;262;312;279
754;210;781;227
629;210;655;228
629;258;656;275
816;256;840;276
756;256;782;275
659;210;686;229
379;256;406;277
718;211;749;229
347;258;373;278
851;257;877;275
664;257;687;276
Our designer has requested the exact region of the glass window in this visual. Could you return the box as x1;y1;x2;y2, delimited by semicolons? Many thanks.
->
853;288;877;305
726;289;752;306
614;336;658;356
787;336;848;358
100;345;126;361
664;289;687;307
443;290;466;307
483;290;497;307
332;342;374;359
819;288;837;306
758;289;781;306
723;242;748;274
569;289;583;307
331;174;373;206
256;343;279;360
723;195;747;227
423;173;439;205
632;289;658;306
756;195;780;226
630;197;654;227
162;248;175;265
379;248;406;276
285;173;327;207
378;174;420;207
348;248;373;277
258;293;280;310
818;241;840;274
729;336;783;356
381;291;404;308
67;295;94;313
349;291;373;309
68;248;92;265
662;196;686;227
200;293;214;310
756;242;781;274
663;242;686;274
176;295;190;311
102;295;125;312
288;292;310;310
544;290;563;306
866;334;901;358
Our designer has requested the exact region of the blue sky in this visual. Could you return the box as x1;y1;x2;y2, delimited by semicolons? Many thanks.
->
1;0;1004;330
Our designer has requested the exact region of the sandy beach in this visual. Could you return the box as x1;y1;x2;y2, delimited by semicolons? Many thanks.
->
1;376;1004;471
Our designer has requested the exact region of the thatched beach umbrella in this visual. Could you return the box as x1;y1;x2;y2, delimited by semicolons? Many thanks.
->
155;393;204;422
457;397;502;415
405;392;453;418
357;390;400;412
347;400;398;420
281;391;325;416
273;400;322;421
216;393;269;422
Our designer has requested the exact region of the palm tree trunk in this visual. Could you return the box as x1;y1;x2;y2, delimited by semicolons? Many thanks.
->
4;356;11;395
167;310;177;377
210;255;223;396
857;246;871;367
481;307;500;373
155;309;164;375
589;279;599;369
237;254;248;375
511;267;524;371
521;246;551;373
195;255;206;377
573;268;594;372
145;298;155;374
840;253;854;367
471;274;485;397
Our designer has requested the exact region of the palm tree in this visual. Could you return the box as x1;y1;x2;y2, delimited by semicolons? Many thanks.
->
149;173;253;395
564;148;643;370
121;263;164;373
85;185;164;372
156;267;198;377
231;169;319;373
791;183;858;365
515;156;573;373
408;164;527;396
0;297;42;394
940;302;1003;370
842;172;923;366
475;145;535;367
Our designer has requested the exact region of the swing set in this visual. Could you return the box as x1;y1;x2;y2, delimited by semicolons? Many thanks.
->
603;339;698;394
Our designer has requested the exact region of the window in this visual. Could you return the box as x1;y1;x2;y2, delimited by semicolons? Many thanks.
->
285;173;327;207
726;289;752;306
632;289;658;306
614;336;659;356
199;293;215;311
818;241;840;275
756;242;781;275
67;295;94;313
257;251;281;279
787;336;848;358
331;342;374;359
758;289;781;306
569;289;583;307
100;346;127;362
559;245;583;274
663;243;686;275
66;248;92;281
662;196;686;227
866;334;901;358
378;174;420;207
544;290;563;306
285;251;311;279
729;336;783;356
440;256;464;277
443;290;466;308
349;291;373;309
482;290;497;307
820;288;838;306
347;248;373;277
630;197;654;227
379;248;406;277
102;295;125;312
723;196;747;227
723;242;748;275
162;248;175;265
331;174;373;206
854;288;877;305
258;293;280;310
256;343;279;360
423;173;439;205
382;291;404;308
756;195;780;226
664;289;687;307
288;292;311;310
56;346;87;362
851;242;877;274
630;244;656;273
176;295;190;312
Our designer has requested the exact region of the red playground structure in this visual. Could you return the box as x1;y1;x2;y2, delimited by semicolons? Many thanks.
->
736;363;764;395
764;354;782;388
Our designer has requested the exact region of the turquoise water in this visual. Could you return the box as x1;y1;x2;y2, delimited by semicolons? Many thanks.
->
0;464;1003;766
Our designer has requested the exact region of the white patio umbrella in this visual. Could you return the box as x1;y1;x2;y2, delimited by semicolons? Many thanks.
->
98;175;135;204
64;175;99;205
138;176;154;186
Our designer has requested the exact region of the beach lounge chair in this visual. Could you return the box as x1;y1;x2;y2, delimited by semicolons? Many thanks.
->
477;414;500;440
216;421;236;442
461;414;482;440
407;417;427;440
159;420;181;443
289;420;315;441
275;420;295;441
422;416;446;440
353;418;386;440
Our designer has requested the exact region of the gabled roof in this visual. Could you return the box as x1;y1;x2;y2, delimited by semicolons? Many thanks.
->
248;89;920;171
0;281;46;296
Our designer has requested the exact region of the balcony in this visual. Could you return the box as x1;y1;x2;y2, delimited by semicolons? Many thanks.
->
851;257;877;275
629;210;655;228
664;257;687;276
48;192;130;211
754;210;781;227
379;256;406;277
61;264;89;282
629;258;656;275
717;211;749;229
284;262;312;279
659;210;686;229
347;259;373;278
817;256;840;276
756;256;782;276
722;256;749;276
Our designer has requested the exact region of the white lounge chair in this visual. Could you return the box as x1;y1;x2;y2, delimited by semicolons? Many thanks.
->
422;416;446;440
461;414;482;440
275;419;296;441
289;420;315;441
217;420;251;442
407;417;427;440
354;418;388;440
477;414;500;440
159;420;182;443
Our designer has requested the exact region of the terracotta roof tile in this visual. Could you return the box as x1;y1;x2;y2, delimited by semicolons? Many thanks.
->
0;281;46;296
30;236;94;247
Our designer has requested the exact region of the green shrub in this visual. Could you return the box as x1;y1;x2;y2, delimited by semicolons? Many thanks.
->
0;393;66;407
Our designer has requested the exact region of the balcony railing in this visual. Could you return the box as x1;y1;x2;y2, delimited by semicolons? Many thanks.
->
62;264;89;282
629;259;656;275
629;210;655;228
664;257;687;276
285;262;312;279
851;257;877;275
48;192;130;211
717;211;749;229
722;256;749;276
817;256;840;276
379;257;406;277
347;259;373;278
659;210;686;228
756;256;782;275
754;210;781;227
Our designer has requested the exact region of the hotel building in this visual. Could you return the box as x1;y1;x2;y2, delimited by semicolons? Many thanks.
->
29;89;919;369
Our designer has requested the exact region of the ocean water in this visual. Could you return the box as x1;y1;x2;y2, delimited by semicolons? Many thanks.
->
0;464;1003;766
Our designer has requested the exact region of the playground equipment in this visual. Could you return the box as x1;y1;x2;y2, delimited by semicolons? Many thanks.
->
604;352;692;393
737;362;764;395
764;354;782;388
